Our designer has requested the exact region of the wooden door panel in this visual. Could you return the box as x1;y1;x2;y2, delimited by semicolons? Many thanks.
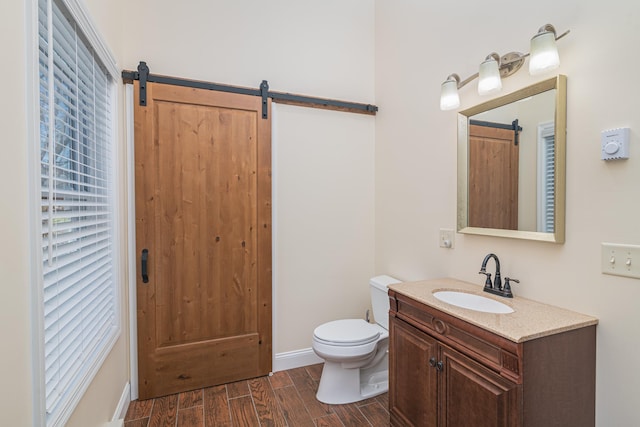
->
468;124;519;230
389;318;438;427
153;334;259;396
153;101;258;346
440;345;520;427
135;81;271;399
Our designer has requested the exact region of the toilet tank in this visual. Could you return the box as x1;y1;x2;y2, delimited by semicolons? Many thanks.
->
370;275;401;330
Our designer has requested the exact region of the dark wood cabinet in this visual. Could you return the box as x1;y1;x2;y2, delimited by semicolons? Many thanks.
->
390;318;518;427
439;343;519;427
389;318;438;426
389;290;596;427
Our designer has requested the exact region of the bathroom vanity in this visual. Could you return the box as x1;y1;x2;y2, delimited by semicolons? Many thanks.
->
388;278;597;427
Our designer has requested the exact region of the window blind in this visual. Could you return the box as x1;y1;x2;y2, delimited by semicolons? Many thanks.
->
537;122;555;233
542;134;555;232
37;0;117;423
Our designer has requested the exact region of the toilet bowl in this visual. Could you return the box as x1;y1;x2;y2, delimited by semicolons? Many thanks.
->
312;275;401;404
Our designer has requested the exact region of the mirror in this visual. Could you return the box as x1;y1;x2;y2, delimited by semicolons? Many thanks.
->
457;75;566;243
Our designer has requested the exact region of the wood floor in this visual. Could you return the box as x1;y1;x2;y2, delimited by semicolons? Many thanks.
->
124;364;390;427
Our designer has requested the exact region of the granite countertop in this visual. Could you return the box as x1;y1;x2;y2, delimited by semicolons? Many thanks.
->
388;278;598;343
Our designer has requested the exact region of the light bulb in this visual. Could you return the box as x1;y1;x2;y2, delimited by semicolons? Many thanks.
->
478;57;502;95
529;30;560;75
440;79;460;111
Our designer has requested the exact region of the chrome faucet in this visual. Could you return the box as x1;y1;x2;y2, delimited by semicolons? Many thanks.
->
479;253;518;298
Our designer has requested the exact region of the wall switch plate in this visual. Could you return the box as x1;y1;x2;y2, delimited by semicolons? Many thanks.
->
439;228;454;249
601;243;640;279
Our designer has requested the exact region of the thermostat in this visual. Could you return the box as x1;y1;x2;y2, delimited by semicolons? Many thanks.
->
601;127;630;160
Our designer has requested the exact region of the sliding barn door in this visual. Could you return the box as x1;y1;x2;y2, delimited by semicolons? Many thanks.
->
468;124;519;230
134;81;272;399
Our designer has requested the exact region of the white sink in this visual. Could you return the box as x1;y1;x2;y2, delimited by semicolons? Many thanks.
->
433;291;514;314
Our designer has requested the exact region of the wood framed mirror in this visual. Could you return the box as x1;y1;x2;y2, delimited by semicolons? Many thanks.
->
457;75;567;243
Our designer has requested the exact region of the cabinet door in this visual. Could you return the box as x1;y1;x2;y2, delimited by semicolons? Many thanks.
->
439;344;520;427
389;318;438;427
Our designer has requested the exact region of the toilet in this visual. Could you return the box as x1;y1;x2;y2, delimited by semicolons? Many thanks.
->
312;275;401;404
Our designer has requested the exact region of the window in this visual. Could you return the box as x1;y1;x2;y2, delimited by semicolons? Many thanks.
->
537;121;555;233
36;0;119;424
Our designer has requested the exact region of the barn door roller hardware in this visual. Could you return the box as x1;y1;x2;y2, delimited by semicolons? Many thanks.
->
470;119;523;145
122;61;378;119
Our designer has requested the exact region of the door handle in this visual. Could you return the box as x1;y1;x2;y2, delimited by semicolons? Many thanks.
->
141;249;149;283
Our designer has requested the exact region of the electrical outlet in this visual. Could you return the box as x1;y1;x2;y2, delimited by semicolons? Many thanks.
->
439;228;454;249
601;243;640;279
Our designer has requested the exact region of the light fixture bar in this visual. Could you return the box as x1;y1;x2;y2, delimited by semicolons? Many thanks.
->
453;29;569;90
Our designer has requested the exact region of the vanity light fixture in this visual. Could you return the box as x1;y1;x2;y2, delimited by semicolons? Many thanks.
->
440;74;461;110
477;53;502;95
440;23;569;111
529;24;561;75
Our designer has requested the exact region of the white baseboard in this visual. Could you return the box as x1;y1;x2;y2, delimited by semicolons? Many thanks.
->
273;348;323;372
109;381;130;425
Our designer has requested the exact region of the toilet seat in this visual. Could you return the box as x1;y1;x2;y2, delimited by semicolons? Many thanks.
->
313;319;383;347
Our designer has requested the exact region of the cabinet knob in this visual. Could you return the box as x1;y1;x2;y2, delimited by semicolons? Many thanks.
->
429;357;444;371
433;318;447;334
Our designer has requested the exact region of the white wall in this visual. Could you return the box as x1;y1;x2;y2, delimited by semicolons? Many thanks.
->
375;0;640;425
273;104;375;352
121;0;377;354
0;0;35;424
